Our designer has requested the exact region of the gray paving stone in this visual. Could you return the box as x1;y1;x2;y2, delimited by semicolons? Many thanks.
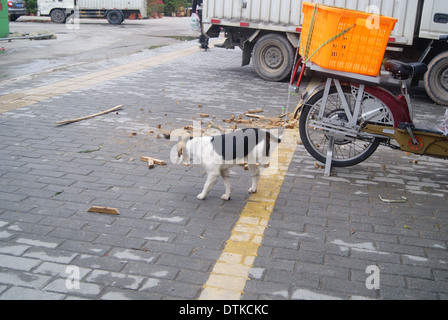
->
1;286;65;300
0;36;447;300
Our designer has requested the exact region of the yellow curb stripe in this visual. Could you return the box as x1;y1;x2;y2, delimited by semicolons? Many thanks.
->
198;129;300;300
0;39;224;114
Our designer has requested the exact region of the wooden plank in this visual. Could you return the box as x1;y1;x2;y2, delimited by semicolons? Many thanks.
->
247;108;264;114
139;156;167;165
88;206;120;215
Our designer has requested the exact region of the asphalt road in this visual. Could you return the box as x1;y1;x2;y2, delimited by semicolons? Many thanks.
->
1;16;199;82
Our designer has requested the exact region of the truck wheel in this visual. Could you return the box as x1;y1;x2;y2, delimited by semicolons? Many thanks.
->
107;10;123;25
424;51;448;105
252;34;295;82
50;9;67;23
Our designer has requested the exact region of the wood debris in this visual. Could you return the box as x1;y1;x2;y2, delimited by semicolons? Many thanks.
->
146;159;155;169
140;156;167;170
56;105;123;125
88;206;120;215
183;124;205;135
208;121;225;132
140;156;167;165
221;110;297;129
247;108;264;114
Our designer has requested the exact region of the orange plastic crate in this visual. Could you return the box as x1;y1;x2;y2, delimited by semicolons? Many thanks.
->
300;2;398;76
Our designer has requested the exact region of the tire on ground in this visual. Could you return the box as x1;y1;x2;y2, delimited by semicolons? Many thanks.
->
424;51;448;106
252;33;295;82
107;10;124;25
50;9;67;23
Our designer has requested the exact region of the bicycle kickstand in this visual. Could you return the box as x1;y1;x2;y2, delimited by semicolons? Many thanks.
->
324;136;335;177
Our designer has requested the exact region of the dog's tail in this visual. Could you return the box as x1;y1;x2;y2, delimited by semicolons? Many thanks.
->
268;131;282;144
262;131;281;158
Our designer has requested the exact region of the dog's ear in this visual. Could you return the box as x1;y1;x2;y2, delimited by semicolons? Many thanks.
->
177;140;185;158
177;134;190;158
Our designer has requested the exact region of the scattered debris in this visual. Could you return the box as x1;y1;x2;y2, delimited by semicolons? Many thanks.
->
378;195;408;203
223;115;235;123
140;156;167;165
245;113;281;121
404;225;413;229
221;110;297;129
78;145;103;154
0;32;56;42
158;129;171;139
146;159;155;169
53;190;64;197
208;121;225;132
140;156;167;170
88;206;120;215
314;163;324;169
56;105;123;125
247;108;264;114
184;124;205;135
200;113;209;118
115;153;129;160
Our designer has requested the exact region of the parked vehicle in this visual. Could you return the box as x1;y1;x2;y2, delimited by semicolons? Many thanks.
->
37;0;148;24
202;0;448;105
294;4;448;175
8;0;26;21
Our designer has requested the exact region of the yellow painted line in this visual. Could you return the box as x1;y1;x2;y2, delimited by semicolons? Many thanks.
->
0;39;224;114
198;129;300;300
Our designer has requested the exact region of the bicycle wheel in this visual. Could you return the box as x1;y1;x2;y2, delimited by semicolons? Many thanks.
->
299;85;381;167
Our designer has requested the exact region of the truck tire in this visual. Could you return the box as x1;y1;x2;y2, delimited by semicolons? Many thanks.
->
424;51;448;106
252;34;295;82
50;9;67;23
107;10;124;25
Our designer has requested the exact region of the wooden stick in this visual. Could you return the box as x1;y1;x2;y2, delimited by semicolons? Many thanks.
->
247;108;264;114
245;113;265;119
140;156;167;165
88;206;120;215
208;121;225;132
56;105;123;125
245;113;283;121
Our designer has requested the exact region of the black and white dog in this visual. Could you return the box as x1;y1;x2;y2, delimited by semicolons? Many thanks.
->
177;128;281;200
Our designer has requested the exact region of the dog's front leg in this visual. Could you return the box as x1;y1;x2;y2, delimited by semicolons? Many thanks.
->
247;164;260;194
197;170;220;200
220;168;232;201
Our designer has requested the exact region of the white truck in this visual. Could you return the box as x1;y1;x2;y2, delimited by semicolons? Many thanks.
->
37;0;147;24
202;0;448;105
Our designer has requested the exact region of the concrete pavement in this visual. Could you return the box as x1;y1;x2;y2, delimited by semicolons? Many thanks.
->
0;30;447;301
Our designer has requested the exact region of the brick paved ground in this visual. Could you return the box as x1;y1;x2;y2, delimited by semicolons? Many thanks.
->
0;38;447;300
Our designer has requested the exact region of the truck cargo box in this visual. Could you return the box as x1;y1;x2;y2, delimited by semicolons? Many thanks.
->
203;0;420;46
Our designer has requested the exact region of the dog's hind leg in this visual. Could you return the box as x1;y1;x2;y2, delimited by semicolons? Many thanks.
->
197;169;220;200
247;163;260;194
220;168;232;201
